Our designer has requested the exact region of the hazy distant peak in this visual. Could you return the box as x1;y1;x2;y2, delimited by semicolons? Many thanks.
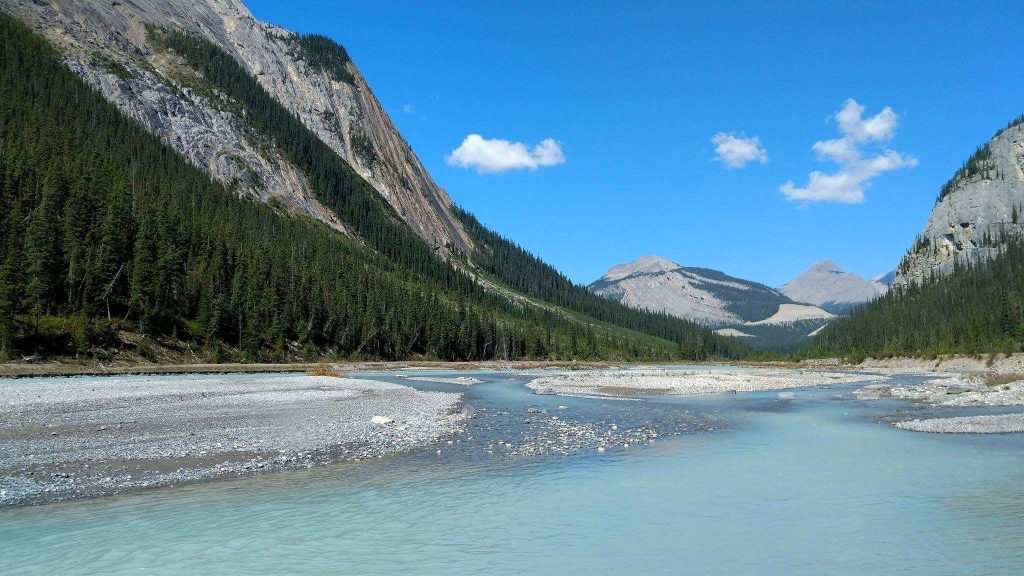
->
872;270;897;286
779;260;888;312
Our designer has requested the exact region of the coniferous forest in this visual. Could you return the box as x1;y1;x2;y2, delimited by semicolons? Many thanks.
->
809;241;1024;359
0;14;747;363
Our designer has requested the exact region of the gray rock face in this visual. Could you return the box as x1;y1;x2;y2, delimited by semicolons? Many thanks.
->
778;260;888;312
895;121;1024;286
1;0;472;253
588;256;793;326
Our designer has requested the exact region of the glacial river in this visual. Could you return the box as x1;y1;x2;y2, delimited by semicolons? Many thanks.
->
3;369;1024;575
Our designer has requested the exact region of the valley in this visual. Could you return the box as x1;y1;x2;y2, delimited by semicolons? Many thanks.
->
1;1;1024;574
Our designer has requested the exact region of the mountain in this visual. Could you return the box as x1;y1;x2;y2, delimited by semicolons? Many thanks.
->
895;116;1024;286
0;5;748;363
778;260;888;312
588;256;793;326
586;256;838;351
812;239;1024;357
1;0;471;254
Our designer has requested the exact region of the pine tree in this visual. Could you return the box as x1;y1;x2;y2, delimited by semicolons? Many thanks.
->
0;263;14;359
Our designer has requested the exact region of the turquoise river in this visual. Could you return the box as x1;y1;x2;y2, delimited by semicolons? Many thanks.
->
2;369;1024;575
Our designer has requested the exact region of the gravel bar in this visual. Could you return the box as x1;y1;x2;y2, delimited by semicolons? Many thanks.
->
895;413;1024;434
0;374;464;506
527;368;884;398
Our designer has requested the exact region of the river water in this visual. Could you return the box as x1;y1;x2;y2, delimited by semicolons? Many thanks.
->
2;368;1024;575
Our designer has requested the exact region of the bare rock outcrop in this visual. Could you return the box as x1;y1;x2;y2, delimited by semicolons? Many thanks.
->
895;120;1024;286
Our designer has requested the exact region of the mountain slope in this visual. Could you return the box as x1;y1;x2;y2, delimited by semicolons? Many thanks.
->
895;116;1024;286
0;12;669;362
0;9;747;362
745;304;833;325
1;0;471;253
778;260;888;312
587;256;793;325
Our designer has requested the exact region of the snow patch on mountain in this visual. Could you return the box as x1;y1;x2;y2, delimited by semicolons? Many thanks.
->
807;324;828;337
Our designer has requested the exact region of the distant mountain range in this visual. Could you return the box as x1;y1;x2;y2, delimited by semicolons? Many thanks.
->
778;260;891;313
588;256;796;326
588;256;896;350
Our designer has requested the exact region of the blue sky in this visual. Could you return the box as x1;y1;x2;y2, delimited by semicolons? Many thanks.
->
248;0;1024;287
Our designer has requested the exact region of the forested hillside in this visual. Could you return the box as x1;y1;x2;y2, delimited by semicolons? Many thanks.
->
0;14;745;362
809;241;1024;358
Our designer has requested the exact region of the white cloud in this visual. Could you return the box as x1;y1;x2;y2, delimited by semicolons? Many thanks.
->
445;134;565;174
400;104;415;115
711;132;768;168
781;99;917;204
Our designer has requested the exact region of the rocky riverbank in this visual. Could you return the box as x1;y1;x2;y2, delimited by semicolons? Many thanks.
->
0;374;465;506
855;375;1024;407
853;374;1024;434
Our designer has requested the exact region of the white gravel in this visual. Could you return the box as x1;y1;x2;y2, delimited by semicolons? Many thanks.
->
527;367;884;398
0;374;464;506
895;413;1024;434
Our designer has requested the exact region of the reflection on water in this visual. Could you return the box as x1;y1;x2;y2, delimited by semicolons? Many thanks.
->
3;369;1024;575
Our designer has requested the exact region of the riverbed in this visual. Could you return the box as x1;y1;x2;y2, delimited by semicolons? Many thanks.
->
3;367;1024;574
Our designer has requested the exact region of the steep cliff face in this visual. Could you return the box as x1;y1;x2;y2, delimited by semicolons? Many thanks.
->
895;119;1024;286
1;0;471;252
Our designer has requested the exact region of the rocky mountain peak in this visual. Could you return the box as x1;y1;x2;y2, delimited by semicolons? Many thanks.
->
589;257;793;326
